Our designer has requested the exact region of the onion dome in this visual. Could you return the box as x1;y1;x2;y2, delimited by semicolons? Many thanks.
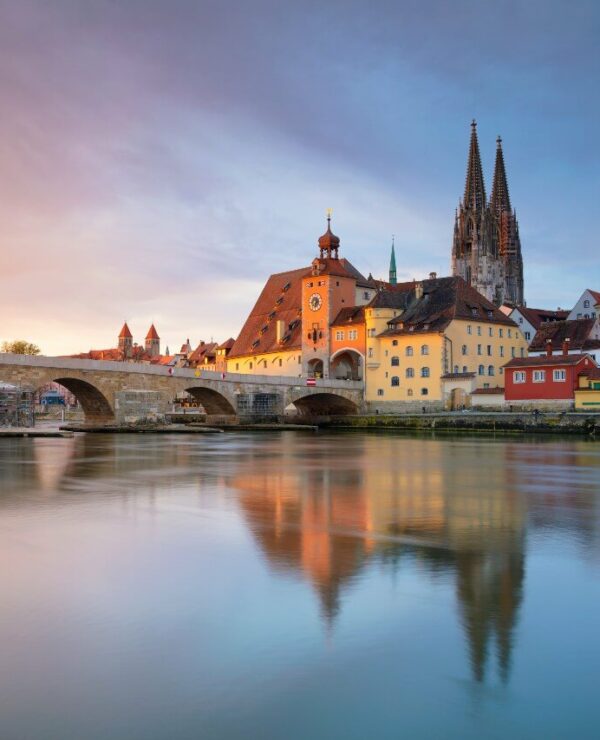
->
318;211;340;259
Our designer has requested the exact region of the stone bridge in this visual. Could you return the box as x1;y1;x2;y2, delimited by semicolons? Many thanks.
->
0;354;364;424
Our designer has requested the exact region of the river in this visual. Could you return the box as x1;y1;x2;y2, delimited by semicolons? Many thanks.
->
1;431;599;739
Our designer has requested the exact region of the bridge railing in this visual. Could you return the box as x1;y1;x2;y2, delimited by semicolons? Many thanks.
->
0;354;363;390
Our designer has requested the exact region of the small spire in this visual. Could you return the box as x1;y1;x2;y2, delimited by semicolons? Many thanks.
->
389;235;397;285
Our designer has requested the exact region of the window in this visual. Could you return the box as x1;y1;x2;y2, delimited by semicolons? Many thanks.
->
235;363;239;371
385;372;388;378
508;329;512;338
511;347;516;358
500;346;504;357
514;371;526;383
462;366;468;373
278;359;282;367
406;346;414;356
533;370;546;383
467;325;472;335
384;350;389;357
406;368;414;378
335;330;344;341
488;365;494;376
336;281;340;286
307;282;313;288
421;388;428;396
421;344;429;356
520;348;525;358
477;326;482;336
407;389;413;396
249;362;253;370
363;291;370;300
368;347;374;358
391;339;398;346
519;317;523;324
461;344;468;355
489;327;493;336
478;365;485;376
421;367;430;378
487;345;492;356
484;383;489;389
477;344;482;355
577;313;582;319
584;299;590;308
525;331;531;341
377;389;384;396
391;376;400;387
553;369;566;382
453;365;459;373
348;329;357;340
391;356;399;366
499;329;503;338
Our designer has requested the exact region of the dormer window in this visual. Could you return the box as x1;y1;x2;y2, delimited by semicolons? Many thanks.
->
251;339;260;349
275;296;284;305
282;282;291;292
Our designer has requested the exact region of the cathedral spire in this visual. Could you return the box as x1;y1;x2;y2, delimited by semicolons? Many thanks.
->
464;120;486;211
389;235;397;285
490;135;511;217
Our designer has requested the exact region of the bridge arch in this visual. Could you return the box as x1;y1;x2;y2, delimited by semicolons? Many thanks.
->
290;391;358;417
183;386;236;415
330;348;363;381
52;377;115;422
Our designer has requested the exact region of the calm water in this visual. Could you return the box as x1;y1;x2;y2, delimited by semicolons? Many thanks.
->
1;431;600;739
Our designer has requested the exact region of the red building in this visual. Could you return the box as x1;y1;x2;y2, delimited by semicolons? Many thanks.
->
504;341;598;407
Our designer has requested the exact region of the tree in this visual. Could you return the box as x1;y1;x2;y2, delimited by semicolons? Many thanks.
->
1;340;41;355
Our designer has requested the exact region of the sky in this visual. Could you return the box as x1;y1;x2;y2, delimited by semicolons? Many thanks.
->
1;0;599;355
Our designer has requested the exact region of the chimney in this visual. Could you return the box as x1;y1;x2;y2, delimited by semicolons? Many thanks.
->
429;272;437;280
546;338;553;357
276;319;285;343
414;281;424;301
562;337;571;356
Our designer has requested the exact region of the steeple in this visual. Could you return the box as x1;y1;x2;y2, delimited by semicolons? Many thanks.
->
464;120;486;211
118;322;133;358
318;209;340;260
490;136;511;217
389;235;397;285
145;323;160;357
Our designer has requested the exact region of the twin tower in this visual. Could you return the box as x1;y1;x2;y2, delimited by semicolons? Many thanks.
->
452;121;524;306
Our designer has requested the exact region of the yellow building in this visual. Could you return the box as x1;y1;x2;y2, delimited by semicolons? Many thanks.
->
574;368;600;410
365;276;527;411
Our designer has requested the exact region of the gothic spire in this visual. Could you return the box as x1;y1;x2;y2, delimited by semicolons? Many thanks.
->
463;120;486;211
490;135;511;217
389;235;397;285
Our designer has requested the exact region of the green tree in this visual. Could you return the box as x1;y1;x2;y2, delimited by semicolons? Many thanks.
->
1;340;41;355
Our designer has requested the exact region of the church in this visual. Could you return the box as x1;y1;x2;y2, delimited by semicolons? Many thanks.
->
452;121;524;307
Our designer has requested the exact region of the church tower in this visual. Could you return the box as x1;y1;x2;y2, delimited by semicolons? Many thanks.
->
452;122;525;306
118;322;133;358
145;324;160;357
490;136;524;305
389;236;397;285
301;213;357;378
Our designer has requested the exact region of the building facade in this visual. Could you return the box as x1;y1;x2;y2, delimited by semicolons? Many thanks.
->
452;122;524;307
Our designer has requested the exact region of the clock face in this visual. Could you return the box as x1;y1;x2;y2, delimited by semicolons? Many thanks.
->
309;292;322;312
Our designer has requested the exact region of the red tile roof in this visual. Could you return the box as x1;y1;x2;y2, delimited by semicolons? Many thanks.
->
217;338;236;351
188;341;218;365
118;322;132;339
472;386;505;395
587;289;600;304
504;354;594;368
529;319;597;352
516;306;569;329
145;324;160;340
331;306;365;326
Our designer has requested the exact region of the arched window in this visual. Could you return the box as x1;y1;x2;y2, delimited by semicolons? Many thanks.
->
488;365;495;376
391;376;400;387
478;364;484;375
421;367;430;378
407;389;413;396
391;356;399;366
453;365;459;373
406;346;413;356
406;368;414;378
421;344;429;356
392;339;398;346
462;366;468;374
461;344;468;355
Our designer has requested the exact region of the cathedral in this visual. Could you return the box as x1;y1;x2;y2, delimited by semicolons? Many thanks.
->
452;121;524;307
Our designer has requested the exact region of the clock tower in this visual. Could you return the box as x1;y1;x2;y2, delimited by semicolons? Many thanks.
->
301;214;357;378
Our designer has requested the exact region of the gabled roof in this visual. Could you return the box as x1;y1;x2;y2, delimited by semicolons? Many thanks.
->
217;338;236;351
331;306;365;326
504;354;594;368
515;306;569;329
380;276;516;337
587;289;600;305
188;341;218;364
529;319;597;352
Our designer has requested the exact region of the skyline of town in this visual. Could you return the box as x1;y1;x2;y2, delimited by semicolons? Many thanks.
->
2;1;598;355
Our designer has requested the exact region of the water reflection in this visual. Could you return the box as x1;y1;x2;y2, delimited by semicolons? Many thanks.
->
1;430;599;724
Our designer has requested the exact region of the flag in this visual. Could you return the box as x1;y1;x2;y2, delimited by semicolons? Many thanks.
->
306;377;316;387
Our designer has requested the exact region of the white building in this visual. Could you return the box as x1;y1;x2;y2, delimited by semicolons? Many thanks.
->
568;289;600;321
